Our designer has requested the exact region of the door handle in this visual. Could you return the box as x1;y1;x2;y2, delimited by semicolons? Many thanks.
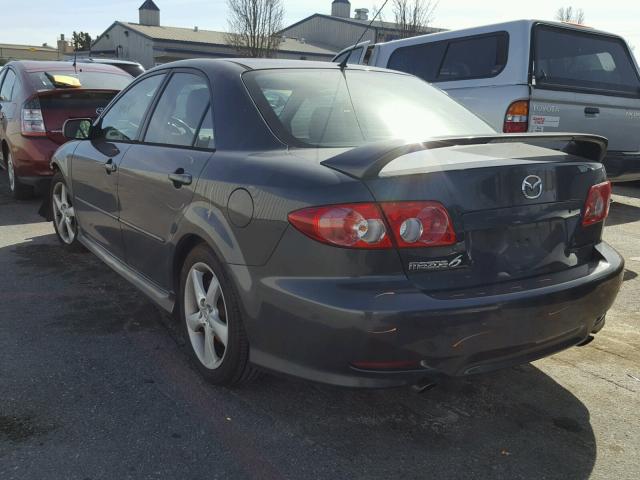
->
168;169;192;188
584;107;600;115
104;158;117;174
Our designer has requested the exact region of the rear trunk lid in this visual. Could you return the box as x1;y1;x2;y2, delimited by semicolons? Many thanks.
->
37;90;118;145
531;23;640;153
322;135;608;293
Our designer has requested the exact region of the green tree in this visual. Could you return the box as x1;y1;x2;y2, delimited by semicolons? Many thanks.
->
71;31;92;51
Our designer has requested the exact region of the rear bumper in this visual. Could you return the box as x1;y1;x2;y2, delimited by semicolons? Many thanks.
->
237;242;624;388
7;135;58;178
603;152;640;182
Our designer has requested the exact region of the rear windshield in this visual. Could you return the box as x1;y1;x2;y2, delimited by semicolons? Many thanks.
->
534;25;640;96
29;70;132;91
243;69;494;148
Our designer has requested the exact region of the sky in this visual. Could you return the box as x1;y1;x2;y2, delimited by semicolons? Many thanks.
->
0;0;638;54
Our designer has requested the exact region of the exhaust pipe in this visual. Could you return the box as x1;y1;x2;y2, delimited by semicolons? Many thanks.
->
577;335;595;347
412;379;437;393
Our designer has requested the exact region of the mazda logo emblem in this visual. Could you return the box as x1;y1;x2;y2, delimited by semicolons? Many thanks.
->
522;175;543;199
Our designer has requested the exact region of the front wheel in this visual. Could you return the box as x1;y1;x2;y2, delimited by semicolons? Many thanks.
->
178;244;257;385
51;171;83;251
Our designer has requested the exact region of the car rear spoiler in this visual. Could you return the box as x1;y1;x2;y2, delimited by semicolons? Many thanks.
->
320;133;608;179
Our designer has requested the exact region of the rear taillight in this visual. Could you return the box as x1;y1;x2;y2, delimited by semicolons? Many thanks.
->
504;100;529;133
288;203;391;249
22;97;46;137
288;201;456;249
380;201;456;248
582;181;612;226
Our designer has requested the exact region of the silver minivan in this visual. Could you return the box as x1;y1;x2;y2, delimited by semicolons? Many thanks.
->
335;20;640;181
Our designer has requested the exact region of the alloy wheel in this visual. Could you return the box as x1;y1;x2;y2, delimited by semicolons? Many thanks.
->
184;262;229;370
52;182;77;244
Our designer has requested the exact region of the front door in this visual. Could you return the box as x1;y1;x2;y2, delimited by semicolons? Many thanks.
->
117;71;214;289
72;73;167;259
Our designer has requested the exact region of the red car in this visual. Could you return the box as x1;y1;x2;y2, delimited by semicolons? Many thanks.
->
0;61;132;199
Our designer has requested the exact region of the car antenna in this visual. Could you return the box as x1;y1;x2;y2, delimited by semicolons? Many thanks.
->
339;0;390;71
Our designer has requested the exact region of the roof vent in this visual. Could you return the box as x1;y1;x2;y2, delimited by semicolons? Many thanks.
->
354;8;369;21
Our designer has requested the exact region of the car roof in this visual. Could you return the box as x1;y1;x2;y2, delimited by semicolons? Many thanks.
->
88;58;144;67
373;19;624;50
8;60;131;75
148;57;395;74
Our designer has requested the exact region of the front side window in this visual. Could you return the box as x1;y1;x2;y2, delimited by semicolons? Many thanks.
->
97;74;165;142
534;25;640;96
333;47;364;65
144;72;211;147
244;69;494;148
0;69;17;102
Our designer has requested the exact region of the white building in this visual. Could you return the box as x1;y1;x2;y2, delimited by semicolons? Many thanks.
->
91;1;337;68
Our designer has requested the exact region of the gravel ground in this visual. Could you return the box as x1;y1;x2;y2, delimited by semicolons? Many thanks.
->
0;173;638;480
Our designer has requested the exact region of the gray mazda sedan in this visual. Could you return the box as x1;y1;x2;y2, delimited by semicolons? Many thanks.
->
45;59;623;388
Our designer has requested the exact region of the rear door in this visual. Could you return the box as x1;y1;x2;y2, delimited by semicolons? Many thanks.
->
530;24;640;153
117;70;214;289
0;68;18;143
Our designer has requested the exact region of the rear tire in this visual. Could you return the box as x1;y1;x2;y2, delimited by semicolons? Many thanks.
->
178;244;258;385
6;151;34;200
51;171;83;252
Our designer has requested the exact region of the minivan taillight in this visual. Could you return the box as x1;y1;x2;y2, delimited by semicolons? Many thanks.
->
288;201;456;249
22;97;46;137
582;181;612;226
504;100;529;133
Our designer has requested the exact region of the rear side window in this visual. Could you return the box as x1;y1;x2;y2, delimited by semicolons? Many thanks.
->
0;70;17;101
387;42;447;82
438;34;509;81
534;25;640;96
144;72;211;147
387;33;508;82
195;106;215;149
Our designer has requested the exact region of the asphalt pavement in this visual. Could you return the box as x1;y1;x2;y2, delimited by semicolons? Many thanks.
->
0;173;638;480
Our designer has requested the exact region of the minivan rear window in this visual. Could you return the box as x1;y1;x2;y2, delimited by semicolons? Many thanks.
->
29;70;132;91
387;32;509;82
534;25;640;96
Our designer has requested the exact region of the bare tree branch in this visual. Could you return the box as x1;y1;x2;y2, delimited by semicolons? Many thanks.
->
392;0;438;39
226;0;284;58
555;6;585;24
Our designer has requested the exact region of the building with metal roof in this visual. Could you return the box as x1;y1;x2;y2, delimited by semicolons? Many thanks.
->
280;0;446;52
90;1;337;68
0;43;61;64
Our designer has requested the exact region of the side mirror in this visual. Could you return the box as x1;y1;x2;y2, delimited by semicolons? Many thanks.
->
63;118;93;140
